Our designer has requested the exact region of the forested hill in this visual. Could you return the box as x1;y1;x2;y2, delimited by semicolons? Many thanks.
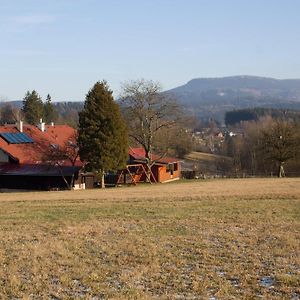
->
167;76;300;103
166;76;300;122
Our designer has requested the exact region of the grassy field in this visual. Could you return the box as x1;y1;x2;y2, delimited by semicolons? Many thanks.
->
184;151;232;175
0;178;299;299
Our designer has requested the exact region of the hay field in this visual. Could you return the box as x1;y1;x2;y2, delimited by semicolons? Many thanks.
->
0;178;299;299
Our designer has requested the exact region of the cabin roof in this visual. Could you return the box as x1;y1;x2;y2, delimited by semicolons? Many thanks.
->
129;147;179;164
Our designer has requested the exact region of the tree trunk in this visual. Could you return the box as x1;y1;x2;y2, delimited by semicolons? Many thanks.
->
145;162;152;184
278;162;285;178
251;151;256;176
57;165;71;190
63;177;71;190
145;149;152;183
100;170;105;188
69;163;78;190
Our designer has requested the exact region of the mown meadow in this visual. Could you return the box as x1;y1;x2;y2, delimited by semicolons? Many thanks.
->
0;178;299;299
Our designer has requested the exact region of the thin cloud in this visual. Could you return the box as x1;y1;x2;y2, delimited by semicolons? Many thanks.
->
0;14;57;33
9;14;56;25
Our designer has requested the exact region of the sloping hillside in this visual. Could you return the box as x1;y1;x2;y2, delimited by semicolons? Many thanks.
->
183;151;233;175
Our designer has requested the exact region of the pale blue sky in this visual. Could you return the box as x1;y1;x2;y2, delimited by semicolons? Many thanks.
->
1;0;300;101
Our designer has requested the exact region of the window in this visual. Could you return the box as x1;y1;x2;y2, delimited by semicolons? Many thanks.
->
174;163;178;171
167;163;174;175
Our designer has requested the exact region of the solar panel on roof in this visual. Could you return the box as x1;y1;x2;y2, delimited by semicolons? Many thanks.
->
0;132;34;144
15;132;32;143
6;133;18;143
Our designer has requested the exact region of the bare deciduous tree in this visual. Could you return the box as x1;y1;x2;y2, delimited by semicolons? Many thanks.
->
0;104;20;124
43;133;80;189
261;120;300;177
121;79;181;176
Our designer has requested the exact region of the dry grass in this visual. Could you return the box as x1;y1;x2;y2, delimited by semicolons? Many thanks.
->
0;178;299;299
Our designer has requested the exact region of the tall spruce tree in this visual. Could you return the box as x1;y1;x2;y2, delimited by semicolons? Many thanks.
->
22;90;44;125
44;94;58;124
78;81;128;187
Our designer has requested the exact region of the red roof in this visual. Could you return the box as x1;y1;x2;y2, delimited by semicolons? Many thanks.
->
0;124;80;165
129;147;179;164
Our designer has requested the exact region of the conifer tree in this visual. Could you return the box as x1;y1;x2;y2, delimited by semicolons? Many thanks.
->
78;81;128;187
22;90;44;125
44;94;58;124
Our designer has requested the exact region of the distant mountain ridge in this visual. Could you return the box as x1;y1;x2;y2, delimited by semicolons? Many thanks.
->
168;75;300;100
166;75;300;122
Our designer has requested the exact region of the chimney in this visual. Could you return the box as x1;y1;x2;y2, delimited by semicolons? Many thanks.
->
39;119;45;132
51;122;54;127
17;120;23;132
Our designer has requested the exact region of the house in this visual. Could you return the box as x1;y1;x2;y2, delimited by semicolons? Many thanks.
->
0;120;85;190
116;147;181;184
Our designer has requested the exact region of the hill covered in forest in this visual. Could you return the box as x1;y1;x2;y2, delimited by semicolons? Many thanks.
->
166;75;300;122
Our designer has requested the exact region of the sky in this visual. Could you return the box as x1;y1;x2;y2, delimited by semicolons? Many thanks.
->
1;0;300;101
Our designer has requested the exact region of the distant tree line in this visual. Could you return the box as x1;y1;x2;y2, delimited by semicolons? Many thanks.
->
54;102;84;128
0;95;83;127
225;108;300;126
0;91;58;125
223;117;300;177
